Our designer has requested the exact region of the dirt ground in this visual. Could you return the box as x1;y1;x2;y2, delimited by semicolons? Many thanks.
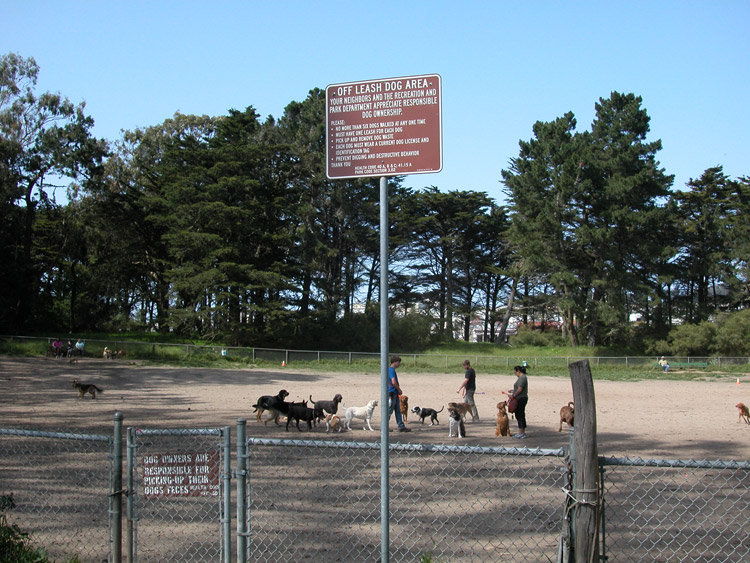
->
2;356;750;461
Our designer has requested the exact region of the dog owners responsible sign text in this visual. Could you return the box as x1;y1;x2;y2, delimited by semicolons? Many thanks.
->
141;452;220;497
326;74;442;179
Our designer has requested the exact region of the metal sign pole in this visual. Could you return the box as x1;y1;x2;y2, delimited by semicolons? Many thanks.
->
380;175;390;563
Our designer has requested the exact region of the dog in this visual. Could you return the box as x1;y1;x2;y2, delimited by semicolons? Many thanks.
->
344;400;378;431
252;389;290;423
411;405;444;425
103;347;112;359
324;414;343;433
114;350;126;359
447;402;472;421
737;403;750;424
495;401;511;437
309;394;343;421
448;408;466;438
559;401;575;432
286;401;316;432
72;380;103;399
399;395;409;423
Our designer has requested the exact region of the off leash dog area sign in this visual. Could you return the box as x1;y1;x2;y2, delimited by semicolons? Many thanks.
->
325;74;442;179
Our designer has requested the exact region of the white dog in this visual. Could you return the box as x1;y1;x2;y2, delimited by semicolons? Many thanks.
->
344;400;378;431
448;408;465;438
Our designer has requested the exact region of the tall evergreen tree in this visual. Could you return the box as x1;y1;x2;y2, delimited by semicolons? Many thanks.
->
503;93;673;346
0;52;106;331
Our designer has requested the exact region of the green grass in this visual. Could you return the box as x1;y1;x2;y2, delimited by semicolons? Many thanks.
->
2;336;747;382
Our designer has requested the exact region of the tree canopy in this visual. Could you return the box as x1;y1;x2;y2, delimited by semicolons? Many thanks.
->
2;53;748;352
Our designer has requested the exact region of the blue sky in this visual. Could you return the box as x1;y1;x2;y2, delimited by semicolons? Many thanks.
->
2;0;748;204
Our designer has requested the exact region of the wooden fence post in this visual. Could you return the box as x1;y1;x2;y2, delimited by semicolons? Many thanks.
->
568;359;600;562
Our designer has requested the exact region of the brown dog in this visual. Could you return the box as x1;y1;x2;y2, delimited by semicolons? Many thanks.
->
324;414;343;433
447;402;472;421
399;395;409;423
559;401;575;431
495;401;511;437
736;403;750;424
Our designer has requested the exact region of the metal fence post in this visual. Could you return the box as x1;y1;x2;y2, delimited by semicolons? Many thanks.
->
236;419;247;563
112;411;124;563
222;426;231;563
126;427;136;563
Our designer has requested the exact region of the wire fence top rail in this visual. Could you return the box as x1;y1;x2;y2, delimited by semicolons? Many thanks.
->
0;427;111;442
600;455;750;470
246;436;566;457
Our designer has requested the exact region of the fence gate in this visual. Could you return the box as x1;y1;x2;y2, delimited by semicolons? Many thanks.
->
240;436;568;562
126;426;231;563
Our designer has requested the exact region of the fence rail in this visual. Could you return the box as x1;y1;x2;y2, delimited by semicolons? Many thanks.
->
3;334;749;371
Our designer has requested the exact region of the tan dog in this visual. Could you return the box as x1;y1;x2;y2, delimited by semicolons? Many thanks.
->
399;395;409;423
495;401;511;437
736;403;750;424
447;402;472;420
559;401;575;432
325;414;343;433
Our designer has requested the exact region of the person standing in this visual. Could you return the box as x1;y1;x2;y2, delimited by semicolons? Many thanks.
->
388;356;410;432
457;359;479;421
509;365;529;439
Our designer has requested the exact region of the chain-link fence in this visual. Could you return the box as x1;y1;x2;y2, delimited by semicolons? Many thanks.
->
127;427;231;563
600;456;750;562
241;437;568;562
0;427;113;563
3;422;750;562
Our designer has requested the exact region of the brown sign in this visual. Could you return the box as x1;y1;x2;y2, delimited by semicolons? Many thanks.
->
326;74;442;179
141;452;220;498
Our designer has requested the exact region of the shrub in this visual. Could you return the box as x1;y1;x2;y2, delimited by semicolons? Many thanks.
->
0;494;48;562
714;309;750;356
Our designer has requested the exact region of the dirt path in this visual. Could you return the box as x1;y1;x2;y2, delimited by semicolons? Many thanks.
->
2;356;749;460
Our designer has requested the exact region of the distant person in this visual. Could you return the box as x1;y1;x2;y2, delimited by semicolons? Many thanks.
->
659;356;670;372
75;339;85;356
52;338;63;358
508;365;529;439
456;359;479;421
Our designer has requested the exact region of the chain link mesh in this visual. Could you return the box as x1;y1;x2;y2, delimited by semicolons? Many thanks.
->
129;428;227;562
600;456;750;562
244;438;567;562
0;428;112;562
4;423;750;562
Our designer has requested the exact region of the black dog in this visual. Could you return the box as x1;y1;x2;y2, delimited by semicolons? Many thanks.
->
286;401;316;432
411;405;444;425
309;393;343;421
252;389;290;424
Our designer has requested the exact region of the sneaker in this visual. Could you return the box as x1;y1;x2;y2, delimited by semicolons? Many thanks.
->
513;433;526;439
398;427;411;432
517;433;527;439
